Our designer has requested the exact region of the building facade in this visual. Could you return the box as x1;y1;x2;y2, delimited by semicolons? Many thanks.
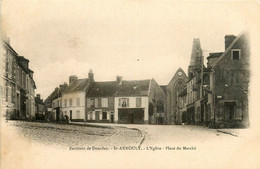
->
114;78;166;124
86;76;166;124
165;68;188;124
60;71;92;121
207;32;250;128
86;81;117;123
1;37;36;120
177;32;250;128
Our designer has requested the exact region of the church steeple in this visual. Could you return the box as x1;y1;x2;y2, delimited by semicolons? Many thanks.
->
188;38;203;77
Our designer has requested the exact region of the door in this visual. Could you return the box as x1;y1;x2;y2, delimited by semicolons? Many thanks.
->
224;102;235;120
111;114;114;123
95;111;99;121
70;110;72;120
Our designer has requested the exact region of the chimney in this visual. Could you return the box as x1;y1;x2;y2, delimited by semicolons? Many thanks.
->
88;69;94;84
116;76;123;85
36;94;41;99
69;75;78;84
225;35;236;50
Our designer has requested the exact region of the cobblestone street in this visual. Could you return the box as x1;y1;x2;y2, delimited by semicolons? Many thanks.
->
7;121;143;149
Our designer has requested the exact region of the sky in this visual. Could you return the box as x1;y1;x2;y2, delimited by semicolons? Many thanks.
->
2;0;255;100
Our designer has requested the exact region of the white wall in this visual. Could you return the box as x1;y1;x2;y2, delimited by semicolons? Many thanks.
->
114;96;149;122
61;91;86;120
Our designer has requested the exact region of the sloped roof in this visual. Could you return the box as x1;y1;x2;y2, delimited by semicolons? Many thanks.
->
211;31;244;67
160;85;167;95
115;80;151;97
87;81;118;97
207;52;223;59
63;78;89;93
168;67;188;86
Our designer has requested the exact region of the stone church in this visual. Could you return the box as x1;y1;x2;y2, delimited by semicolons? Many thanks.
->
165;68;188;124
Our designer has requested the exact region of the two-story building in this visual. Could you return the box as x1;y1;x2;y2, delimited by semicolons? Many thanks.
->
86;81;117;123
114;77;166;124
207;32;250;128
61;71;92;121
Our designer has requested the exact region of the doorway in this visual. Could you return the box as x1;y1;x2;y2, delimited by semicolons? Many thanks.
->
224;102;235;120
111;114;114;123
70;110;72;120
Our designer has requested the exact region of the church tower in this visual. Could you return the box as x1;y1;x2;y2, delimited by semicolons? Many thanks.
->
188;38;203;77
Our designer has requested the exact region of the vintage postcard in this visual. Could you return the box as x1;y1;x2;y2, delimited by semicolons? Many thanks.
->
1;0;260;169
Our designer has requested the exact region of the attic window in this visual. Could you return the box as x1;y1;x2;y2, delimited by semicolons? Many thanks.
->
231;49;240;60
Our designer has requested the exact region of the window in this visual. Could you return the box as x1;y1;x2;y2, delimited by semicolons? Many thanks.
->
76;110;80;119
119;98;129;107
87;99;95;108
65;99;67;107
157;100;164;112
231;49;240;60
57;100;60;107
69;98;72;106
95;98;98;107
102;112;107;120
101;98;108;107
136;98;142;107
76;98;80;106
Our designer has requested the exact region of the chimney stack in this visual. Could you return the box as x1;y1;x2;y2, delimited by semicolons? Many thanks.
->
88;69;94;84
36;94;41;99
116;76;123;85
69;75;78;84
225;35;236;50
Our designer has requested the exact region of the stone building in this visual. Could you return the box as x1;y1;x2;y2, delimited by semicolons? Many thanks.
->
207;32;250;128
177;31;250;128
165;68;188;124
1;37;36;120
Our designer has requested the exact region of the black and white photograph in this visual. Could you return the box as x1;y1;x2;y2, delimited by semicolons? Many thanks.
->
1;0;260;169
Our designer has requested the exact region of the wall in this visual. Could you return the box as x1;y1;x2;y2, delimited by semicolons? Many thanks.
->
114;96;149;123
62;91;86;121
86;97;114;122
212;33;249;128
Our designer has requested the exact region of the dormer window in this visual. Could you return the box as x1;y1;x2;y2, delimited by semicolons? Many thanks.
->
231;49;240;60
